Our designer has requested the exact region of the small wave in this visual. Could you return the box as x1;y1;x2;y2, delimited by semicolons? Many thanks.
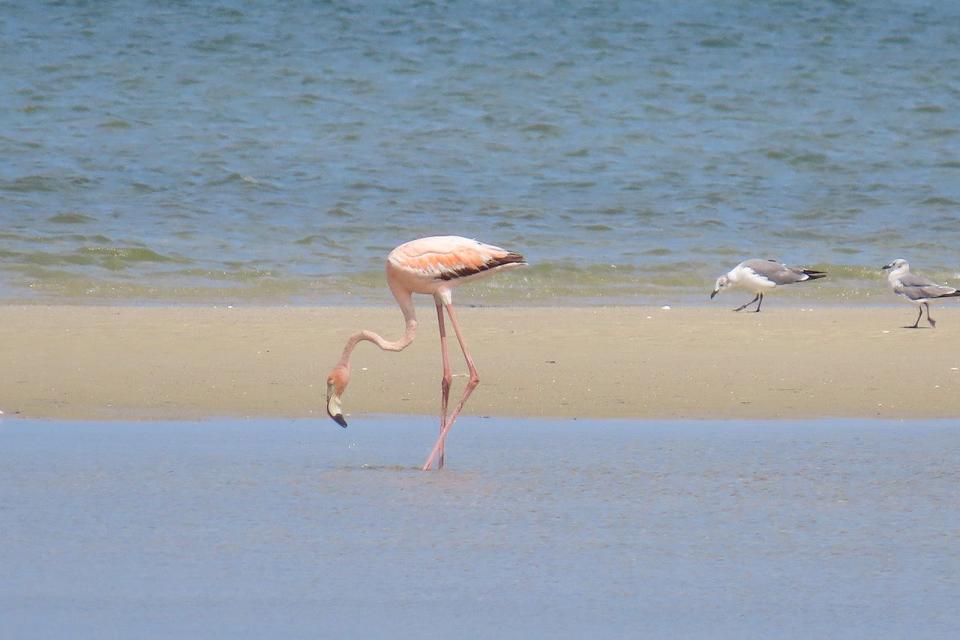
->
346;181;405;193
3;266;310;302
1;175;94;193
812;264;889;280
791;209;857;222
132;182;164;193
79;247;172;262
698;34;743;48
912;104;945;113
770;228;832;241
206;173;279;190
99;119;132;129
919;196;959;206
293;235;347;250
547;181;597;189
2;250;99;267
580;224;613;232
78;247;190;268
213;6;245;19
520;123;562;137
711;102;738;113
170;268;278;282
788;153;829;167
880;35;912;45
698;219;727;228
191;34;243;53
48;213;96;224
328;206;354;218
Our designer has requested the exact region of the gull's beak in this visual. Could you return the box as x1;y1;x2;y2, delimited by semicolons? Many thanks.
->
710;288;719;299
326;381;347;428
881;263;892;270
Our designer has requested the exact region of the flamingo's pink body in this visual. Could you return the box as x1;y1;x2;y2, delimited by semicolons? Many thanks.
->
326;235;525;470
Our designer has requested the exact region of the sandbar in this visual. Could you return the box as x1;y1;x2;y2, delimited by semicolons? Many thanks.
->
1;304;959;420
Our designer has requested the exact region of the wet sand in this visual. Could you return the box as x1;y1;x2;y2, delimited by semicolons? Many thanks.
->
2;304;960;420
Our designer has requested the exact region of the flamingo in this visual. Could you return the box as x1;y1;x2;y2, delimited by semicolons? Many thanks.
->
325;235;526;470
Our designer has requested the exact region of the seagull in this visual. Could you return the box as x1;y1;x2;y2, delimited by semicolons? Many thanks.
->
881;259;960;328
710;259;826;312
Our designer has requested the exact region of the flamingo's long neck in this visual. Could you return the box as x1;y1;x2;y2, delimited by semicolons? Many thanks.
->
336;288;417;368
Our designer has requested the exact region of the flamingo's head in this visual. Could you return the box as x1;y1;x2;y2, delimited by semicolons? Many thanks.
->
326;365;350;428
711;275;730;299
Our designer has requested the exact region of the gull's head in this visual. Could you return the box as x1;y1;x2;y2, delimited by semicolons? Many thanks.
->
710;275;730;299
326;366;350;428
882;258;909;272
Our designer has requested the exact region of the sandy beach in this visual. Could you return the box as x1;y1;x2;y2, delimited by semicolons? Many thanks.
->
2;304;959;421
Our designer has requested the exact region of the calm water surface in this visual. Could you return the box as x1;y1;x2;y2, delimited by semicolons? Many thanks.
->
2;417;957;638
1;1;959;303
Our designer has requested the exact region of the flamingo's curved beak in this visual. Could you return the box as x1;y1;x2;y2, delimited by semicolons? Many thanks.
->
326;381;347;428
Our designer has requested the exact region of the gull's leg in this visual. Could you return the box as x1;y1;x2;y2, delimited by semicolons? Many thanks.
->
734;294;760;312
755;293;764;313
909;306;922;329
926;302;936;328
432;300;453;470
422;302;480;471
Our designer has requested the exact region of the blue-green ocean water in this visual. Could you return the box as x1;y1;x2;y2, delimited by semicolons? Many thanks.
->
2;1;959;304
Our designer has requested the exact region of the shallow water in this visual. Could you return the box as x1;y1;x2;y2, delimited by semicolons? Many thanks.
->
1;416;957;639
2;2;960;303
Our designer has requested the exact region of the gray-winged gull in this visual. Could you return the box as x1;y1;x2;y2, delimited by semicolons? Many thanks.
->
710;259;826;312
882;259;960;328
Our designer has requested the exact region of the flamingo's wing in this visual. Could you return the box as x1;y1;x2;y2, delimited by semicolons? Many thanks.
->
391;236;525;282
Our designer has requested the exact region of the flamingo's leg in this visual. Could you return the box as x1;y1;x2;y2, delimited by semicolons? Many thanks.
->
434;300;453;469
422;302;479;471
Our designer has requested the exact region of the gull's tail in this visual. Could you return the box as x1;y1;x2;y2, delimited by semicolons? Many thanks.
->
802;269;827;281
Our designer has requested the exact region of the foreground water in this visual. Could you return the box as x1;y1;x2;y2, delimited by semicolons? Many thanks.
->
2;1;960;304
2;417;957;639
